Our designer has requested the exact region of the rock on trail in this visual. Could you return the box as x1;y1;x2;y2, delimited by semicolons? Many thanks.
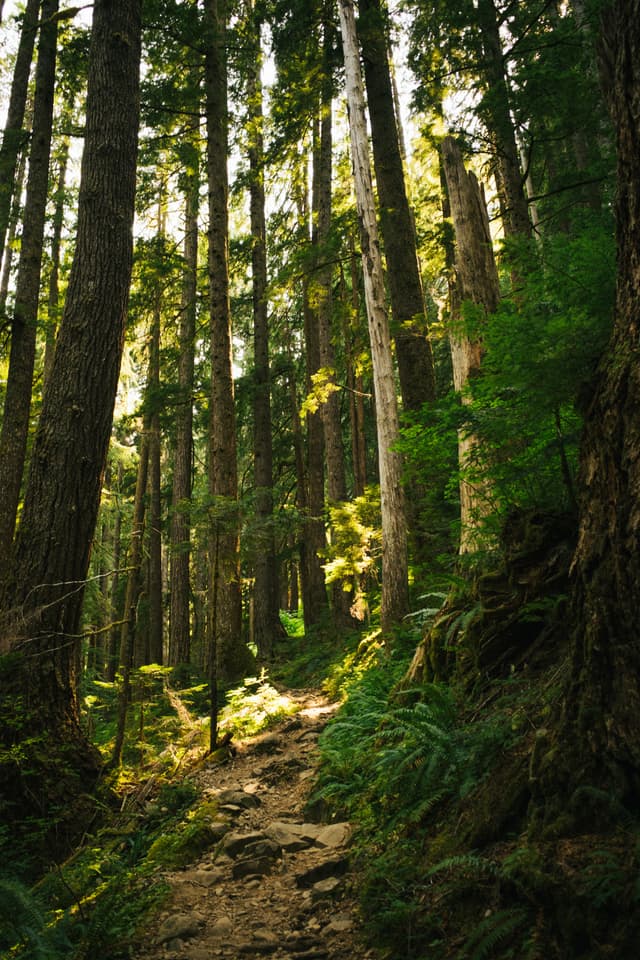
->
134;692;376;960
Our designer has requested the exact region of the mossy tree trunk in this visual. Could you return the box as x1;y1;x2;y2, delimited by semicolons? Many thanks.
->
533;0;640;831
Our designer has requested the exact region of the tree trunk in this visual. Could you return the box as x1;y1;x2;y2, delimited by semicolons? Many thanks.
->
112;429;149;765
314;57;355;628
0;0;58;573
0;0;141;838
169;141;198;669
43;127;70;389
0;143;27;317
477;0;531;240
533;0;640;831
0;0;40;258
105;462;123;683
248;5;282;659
147;295;163;666
292;137;329;632
441;135;500;554
358;0;437;412
338;0;409;631
204;0;244;681
345;237;368;498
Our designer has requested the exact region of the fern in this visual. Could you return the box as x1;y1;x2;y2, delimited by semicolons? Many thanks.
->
0;877;59;959
426;853;500;881
464;907;528;960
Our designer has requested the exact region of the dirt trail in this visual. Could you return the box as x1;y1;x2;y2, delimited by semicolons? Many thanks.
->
134;690;375;960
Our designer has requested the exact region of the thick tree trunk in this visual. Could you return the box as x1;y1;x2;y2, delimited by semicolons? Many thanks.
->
534;0;640;830
358;0;436;412
441;136;500;554
169;145;198;669
0;0;141;837
338;0;409;630
0;0;58;572
248;8;282;659
204;0;244;681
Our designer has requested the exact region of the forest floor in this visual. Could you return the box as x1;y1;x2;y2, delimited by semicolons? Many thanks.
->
131;688;376;960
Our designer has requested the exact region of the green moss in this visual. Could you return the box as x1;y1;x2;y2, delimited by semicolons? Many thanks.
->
143;800;221;869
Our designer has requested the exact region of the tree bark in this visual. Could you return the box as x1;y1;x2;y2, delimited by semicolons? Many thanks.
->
247;4;282;659
105;461;123;683
338;0;409;631
0;144;27;317
112;429;148;765
441;135;500;553
345;235;368;498
314;56;355;628
204;0;244;681
147;291;163;666
0;0;40;258
169;141;198;669
0;0;141;834
43;129;70;389
533;0;640;830
0;0;59;572
477;0;532;240
358;0;437;412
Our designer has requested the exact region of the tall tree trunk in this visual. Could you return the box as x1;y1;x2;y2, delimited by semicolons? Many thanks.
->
533;0;640;831
147;293;163;666
105;462;123;683
0;0;141;836
204;0;244;682
477;0;531;241
338;0;409;631
43;128;70;388
0;143;27;317
0;0;40;258
314;54;354;627
441;135;500;554
358;0;437;412
169;143;198;669
248;5;282;658
0;0;59;573
113;429;149;763
345;237;368;498
293;139;329;632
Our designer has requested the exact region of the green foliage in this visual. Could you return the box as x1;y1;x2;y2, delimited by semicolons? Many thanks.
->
463;908;529;960
144;799;220;869
322;486;382;588
218;671;297;739
0;878;54;959
314;671;516;840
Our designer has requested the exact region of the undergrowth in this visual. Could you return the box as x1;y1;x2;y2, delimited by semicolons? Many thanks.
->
311;622;640;959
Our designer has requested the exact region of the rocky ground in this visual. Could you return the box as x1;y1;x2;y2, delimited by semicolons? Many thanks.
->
134;691;376;960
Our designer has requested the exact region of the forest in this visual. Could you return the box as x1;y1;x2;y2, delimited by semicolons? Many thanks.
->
1;0;639;956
